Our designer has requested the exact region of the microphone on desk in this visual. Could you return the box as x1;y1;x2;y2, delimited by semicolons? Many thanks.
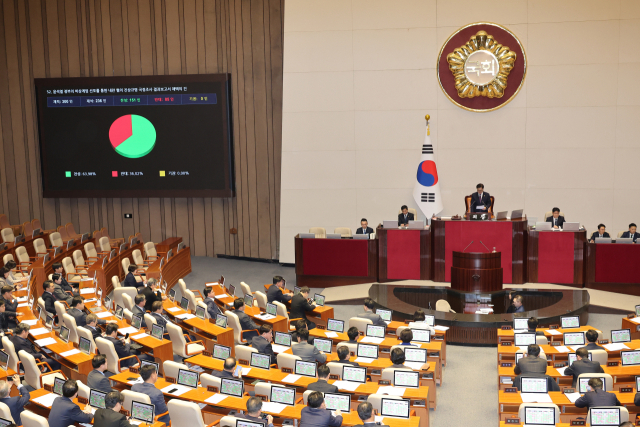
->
462;240;474;253
479;241;491;253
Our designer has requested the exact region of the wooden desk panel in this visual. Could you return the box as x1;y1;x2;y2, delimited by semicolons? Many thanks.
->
586;243;640;295
377;228;431;282
527;230;586;286
147;246;192;288
156;237;182;254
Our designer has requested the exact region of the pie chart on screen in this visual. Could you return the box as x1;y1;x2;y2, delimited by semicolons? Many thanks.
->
109;114;156;158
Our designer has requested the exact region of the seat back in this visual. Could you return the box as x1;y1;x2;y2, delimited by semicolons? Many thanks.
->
122;293;134;311
536;335;549;346
54;301;67;320
586;407;629;425
308;227;326;238
577;373;614;391
50;232;63;247
113;287;137;309
178;279;188;296
1;337;19;372
15;246;29;264
85;242;98;259
144;242;157;258
144;313;157;329
57;225;70;240
76;380;90;400
235;345;258;364
0;215;10;230
96;337;126;373
2;254;13;265
99;236;111;252
276;353;301;371
77;326;97;353
326;362;345;379
273;301;289;322
34;238;47;256
224;310;244;345
334;227;352;237
199;373;221;390
254;291;267;310
588;350;608;365
166;322;188;357
19;350;44;389
112;275;121;290
132;249;145;266
184;289;198;312
31;218;43;231
348;317;373;335
196;301;210;319
367;394;404;412
167;400;205;427
21;410;49;427
62;313;80;344
62;257;77;275
435;299;454;312
66;223;79;237
381;367;412;382
22;222;33;238
617;231;625;238
254;382;279;399
37;298;47;321
122;389;151;413
73;250;86;267
1;228;14;243
0;401;14;423
163;360;189;380
121;257;131;274
123;308;133;322
240;282;252;297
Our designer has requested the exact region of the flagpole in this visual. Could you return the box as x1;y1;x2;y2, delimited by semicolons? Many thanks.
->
425;114;430;136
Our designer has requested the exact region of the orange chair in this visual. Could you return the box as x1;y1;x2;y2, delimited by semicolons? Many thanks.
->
0;214;21;236
65;223;82;240
464;194;495;218
22;221;34;238
57;225;72;242
101;227;124;247
93;230;102;240
31;218;56;234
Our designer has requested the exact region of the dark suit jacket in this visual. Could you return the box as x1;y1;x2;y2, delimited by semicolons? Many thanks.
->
564;359;604;387
585;342;604;351
10;335;44;359
232;309;259;331
252;335;277;365
42;291;56;315
507;305;525;313
546;215;566;228
300;406;343;427
151;312;169;331
621;231;640;243
93;408;134;427
204;297;221;319
123;273;142;288
355;227;374;235
131;382;170;423
634;392;640;406
470;192;491;212
292;342;326;363
590;232;610;241
397;212;414;226
575;389;621;408
307;379;339;393
514;356;548;375
0;385;30;425
139;286;162;313
267;285;292;304
88;369;113;393
53;283;74;305
104;336;135;367
68;307;105;328
1;298;17;328
334;360;360;367
290;294;315;323
86;324;103;340
356;311;387;327
48;396;93;427
211;369;236;378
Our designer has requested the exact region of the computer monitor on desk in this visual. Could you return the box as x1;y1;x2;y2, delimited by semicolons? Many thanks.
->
298;233;315;239
563;222;580;231
589;408;620;427
536;222;552;231
595;237;612;244
383;220;398;229
616;238;634;244
407;220;424;229
524;406;555;427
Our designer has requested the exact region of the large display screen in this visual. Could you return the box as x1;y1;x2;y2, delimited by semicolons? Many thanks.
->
34;74;233;197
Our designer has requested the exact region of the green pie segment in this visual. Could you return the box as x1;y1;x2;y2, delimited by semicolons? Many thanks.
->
110;115;157;158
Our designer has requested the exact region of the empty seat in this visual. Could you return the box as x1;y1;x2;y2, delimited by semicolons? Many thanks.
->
1;228;15;243
334;227;352;237
49;232;63;248
308;227;326;238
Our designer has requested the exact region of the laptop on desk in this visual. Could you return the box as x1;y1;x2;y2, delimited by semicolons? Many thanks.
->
383;220;398;229
407;220;424;229
326;234;342;239
535;222;552;231
616;238;634;244
495;211;508;220
595;237;612;243
563;222;580;231
511;209;524;219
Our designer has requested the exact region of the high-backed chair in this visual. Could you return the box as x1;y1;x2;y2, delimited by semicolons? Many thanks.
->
1;337;20;373
37;298;47;321
143;242;165;261
65;223;82;240
240;282;252;297
77;326;97;354
144;313;157;330
617;231;625;238
2;254;26;278
31;218;55;235
517;403;561;422
235;345;258;365
276;353;301;371
76;380;91;400
586;407;629;424
33;238;48;258
112;275;122;290
19;350;65;389
0;402;14;423
184;289;199;312
0;215;20;238
544;211;565;221
436;299;456;313
14;246;34;269
167;400;207;427
99;236;112;253
96;337;140;373
348;317;373;335
72;250;91;273
163;360;189;380
464;195;495;218
225;310;252;345
254;291;267;310
196;301;210;319
62;313;80;344
101;227;124;246
166;322;205;359
57;225;72;241
62;256;88;283
273;301;299;331
49;232;63;248
326;362;345;378
199;373;221;390
577;373;613;391
178;279;203;302
54;301;67;322
113;287;137;309
122;257;145;278
1;228;15;243
333;227;352;237
536;335;549;346
121;389;152;414
21;411;50;427
84;242;104;263
588;349;608;365
308;227;326;238
122;293;134;311
132;249;149;272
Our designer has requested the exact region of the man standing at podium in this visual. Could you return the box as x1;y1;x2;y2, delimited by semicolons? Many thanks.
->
546;207;565;229
470;183;491;212
397;206;414;227
356;219;373;235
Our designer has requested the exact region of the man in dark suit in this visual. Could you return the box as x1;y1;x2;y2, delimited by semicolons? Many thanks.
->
334;345;359;366
212;357;242;379
10;323;61;370
514;344;547;375
267;276;292;304
131;364;170;424
87;354;114;393
398;205;414;227
0;300;16;337
290;287;317;330
85;314;104;340
621;223;640;243
42;281;57;316
546;207;565;229
0;374;30;425
150;301;170;332
102;323;146;368
52;263;78;294
345;327;359;344
138;279;165;312
527;317;545;336
52;273;77;306
356;219;374;235
575;377;620;408
585;329;604;351
251;324;277;365
292;329;326;363
123;265;145;289
507;295;525;313
232;298;260;340
68;296;106;328
307;365;339;393
0;287;18;329
203;288;221;319
300;391;343;427
48;380;94;427
564;347;604;387
131;294;146;316
93;391;135;427
238;397;275;427
590;224;610;243
357;298;387;327
470;183;491;212
353;402;389;427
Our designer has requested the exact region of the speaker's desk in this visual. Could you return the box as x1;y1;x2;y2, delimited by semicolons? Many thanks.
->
527;229;586;286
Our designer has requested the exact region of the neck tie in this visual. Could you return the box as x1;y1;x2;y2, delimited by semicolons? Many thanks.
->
554;218;556;226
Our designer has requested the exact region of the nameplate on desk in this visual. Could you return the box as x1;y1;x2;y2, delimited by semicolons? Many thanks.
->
501;362;513;367
505;418;520;424
207;386;219;393
239;359;249;366
564;389;575;394
77;397;88;405
500;342;512;346
504;388;517;393
378;380;391;385
620;387;633;393
166;377;176;384
554;363;565;368
202;351;212;357
256;394;268;402
608;361;618;366
635;419;640;426
329;374;340;380
129;367;139;374
571;420;585;426
411;400;425;407
43;384;53;392
628;314;636;319
501;326;512;330
599;339;609;344
281;367;292;374
549;324;559;329
316;325;325;330
550;341;561;346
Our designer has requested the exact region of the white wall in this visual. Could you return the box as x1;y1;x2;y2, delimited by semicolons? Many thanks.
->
279;0;640;263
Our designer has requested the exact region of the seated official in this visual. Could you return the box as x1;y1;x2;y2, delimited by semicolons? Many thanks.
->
267;276;292;304
575;377;621;408
307;365;339;393
514;344;547;375
354;402;389;427
238;397;275;427
232;298;260;340
300;391;343;427
408;309;435;335
291;319;309;344
123;265;145;288
621;223;640;243
399;329;416;346
93;391;135;427
69;296;106;328
212;357;243;379
42;281;57;317
0;268;9;290
585;329;604;350
357;298;387;327
527;317;545;336
139;278;165;312
389;347;407;369
85;314;104;340
506;295;524;313
202;288;221;319
52;273;78;305
292;329;326;363
565;347;604;388
590;224;610;243
52;262;78;293
334;345;359;367
470;183;491;212
356;218;374;235
398;205;414;227
546;207;565;229
132;294;146;316
48;380;93;427
290;287;317;330
1;286;18;329
10;323;61;371
1;262;24;290
0;374;29;425
345;326;359;344
132;364;170;424
0;300;16;338
252;324;277;365
103;323;153;367
87;355;114;393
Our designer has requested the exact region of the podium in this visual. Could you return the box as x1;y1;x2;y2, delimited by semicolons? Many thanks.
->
450;251;503;292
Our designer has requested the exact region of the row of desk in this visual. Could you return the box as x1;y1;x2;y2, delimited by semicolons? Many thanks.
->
296;219;640;294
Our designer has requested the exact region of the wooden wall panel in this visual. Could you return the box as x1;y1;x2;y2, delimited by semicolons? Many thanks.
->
0;0;282;260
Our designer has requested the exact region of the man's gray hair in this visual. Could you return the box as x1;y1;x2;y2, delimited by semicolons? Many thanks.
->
0;381;10;398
